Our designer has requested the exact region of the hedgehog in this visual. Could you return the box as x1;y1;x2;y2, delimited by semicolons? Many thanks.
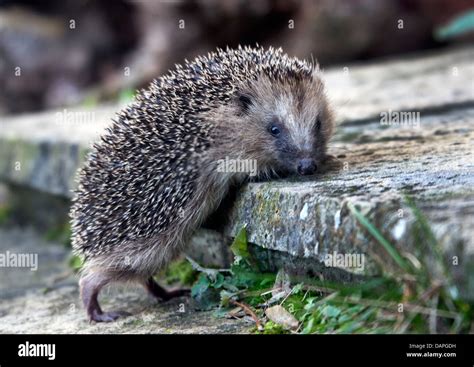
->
70;46;335;322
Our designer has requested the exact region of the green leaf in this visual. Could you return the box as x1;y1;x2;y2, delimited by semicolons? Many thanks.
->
212;272;225;288
262;320;290;334
321;305;341;319
191;274;220;310
191;273;210;298
230;263;275;289
230;226;250;260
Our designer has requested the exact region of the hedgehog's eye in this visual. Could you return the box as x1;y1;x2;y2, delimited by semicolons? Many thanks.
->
316;117;322;130
269;125;281;137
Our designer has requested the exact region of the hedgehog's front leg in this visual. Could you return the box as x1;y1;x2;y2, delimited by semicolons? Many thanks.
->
79;272;131;323
143;277;190;301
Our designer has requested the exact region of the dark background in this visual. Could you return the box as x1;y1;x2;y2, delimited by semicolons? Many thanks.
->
0;0;473;114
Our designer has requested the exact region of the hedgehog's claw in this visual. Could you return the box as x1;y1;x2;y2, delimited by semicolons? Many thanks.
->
144;277;190;301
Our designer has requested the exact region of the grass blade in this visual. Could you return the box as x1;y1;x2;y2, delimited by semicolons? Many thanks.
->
348;202;410;273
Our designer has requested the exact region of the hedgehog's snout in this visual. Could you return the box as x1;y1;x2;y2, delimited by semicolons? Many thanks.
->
296;158;317;176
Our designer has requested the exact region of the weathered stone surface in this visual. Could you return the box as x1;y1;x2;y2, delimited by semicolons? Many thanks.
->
0;228;251;334
0;46;473;299
188;229;233;268
0;286;251;334
0;105;114;197
325;46;474;123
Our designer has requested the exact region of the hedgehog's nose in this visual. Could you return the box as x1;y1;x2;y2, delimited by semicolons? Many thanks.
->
297;159;317;175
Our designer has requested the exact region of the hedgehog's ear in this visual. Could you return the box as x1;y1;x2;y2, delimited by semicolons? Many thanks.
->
236;92;253;113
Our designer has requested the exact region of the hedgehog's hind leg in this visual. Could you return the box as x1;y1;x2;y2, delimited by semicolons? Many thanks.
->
144;277;190;301
79;271;131;322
